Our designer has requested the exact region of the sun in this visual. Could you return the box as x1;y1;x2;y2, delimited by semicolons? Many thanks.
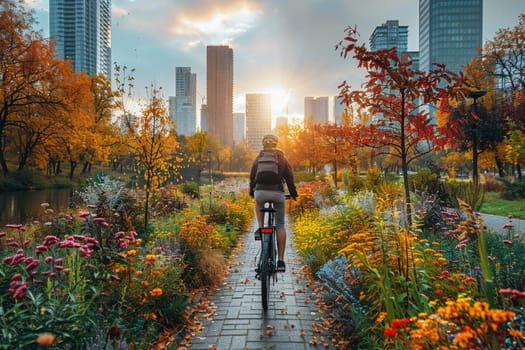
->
266;86;291;117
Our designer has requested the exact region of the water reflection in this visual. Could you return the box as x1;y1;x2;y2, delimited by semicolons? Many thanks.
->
0;188;74;226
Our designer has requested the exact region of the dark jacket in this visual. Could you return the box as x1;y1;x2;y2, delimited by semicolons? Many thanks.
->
249;148;298;198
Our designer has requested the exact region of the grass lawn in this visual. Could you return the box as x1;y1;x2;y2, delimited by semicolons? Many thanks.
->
480;192;525;219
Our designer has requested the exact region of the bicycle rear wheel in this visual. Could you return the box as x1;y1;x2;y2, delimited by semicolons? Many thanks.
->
260;239;271;310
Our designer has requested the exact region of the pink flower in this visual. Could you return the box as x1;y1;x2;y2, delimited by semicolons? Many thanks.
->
44;256;53;264
5;224;23;229
79;211;91;218
25;260;39;271
42;236;59;246
502;240;513;245
0;231;6;237
11;273;22;281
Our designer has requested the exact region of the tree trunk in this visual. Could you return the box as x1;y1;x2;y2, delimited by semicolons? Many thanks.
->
69;160;76;180
495;155;505;178
472;136;479;185
400;88;412;227
0;148;9;175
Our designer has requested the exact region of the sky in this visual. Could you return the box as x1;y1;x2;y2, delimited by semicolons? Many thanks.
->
25;0;525;122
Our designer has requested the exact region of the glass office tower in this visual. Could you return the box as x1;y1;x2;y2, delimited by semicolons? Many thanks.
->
419;0;482;73
50;0;112;78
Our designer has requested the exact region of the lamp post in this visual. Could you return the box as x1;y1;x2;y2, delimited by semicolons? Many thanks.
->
207;150;212;209
207;150;212;185
468;90;486;185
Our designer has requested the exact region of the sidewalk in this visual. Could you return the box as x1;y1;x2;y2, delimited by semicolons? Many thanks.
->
188;220;336;350
481;213;525;235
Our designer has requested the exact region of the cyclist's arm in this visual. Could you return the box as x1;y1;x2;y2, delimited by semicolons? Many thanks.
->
249;158;258;197
282;158;298;200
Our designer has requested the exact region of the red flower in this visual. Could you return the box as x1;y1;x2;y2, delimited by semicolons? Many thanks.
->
384;327;397;338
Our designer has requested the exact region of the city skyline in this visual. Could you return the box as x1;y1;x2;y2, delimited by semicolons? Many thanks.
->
27;0;524;120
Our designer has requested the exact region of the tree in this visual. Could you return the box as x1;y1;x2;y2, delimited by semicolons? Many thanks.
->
439;90;506;184
0;0;79;175
470;14;525;178
311;123;356;188
131;87;179;228
336;26;466;225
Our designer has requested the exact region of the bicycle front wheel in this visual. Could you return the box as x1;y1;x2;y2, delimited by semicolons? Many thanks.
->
260;240;271;310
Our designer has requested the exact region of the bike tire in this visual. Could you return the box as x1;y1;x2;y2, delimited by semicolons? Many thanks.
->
260;239;271;310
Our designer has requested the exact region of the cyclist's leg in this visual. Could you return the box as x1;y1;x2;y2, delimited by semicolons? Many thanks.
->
269;192;286;263
254;190;271;227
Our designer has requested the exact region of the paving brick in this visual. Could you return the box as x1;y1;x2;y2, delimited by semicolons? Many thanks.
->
187;220;336;349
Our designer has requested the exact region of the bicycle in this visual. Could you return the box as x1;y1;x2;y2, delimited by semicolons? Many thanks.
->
255;195;290;310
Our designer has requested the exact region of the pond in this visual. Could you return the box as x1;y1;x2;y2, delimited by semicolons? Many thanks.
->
0;188;74;227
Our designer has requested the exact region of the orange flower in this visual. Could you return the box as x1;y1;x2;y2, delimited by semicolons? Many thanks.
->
149;287;163;297
37;333;55;347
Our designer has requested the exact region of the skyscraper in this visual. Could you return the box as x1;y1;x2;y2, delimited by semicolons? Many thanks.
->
369;20;408;54
304;96;329;126
419;0;482;73
206;45;234;146
169;67;197;135
50;0;112;78
245;94;272;151
233;112;246;144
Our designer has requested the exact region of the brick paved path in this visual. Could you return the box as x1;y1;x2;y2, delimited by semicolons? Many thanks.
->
189;220;336;350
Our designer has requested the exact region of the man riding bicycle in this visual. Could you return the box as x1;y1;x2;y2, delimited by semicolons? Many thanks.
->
249;134;298;272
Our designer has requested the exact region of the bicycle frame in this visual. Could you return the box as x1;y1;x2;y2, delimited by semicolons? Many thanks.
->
257;201;277;310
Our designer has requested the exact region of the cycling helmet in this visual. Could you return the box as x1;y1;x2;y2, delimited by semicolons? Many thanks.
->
262;134;278;148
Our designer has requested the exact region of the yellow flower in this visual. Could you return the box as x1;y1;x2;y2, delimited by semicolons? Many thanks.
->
145;254;156;263
127;249;137;257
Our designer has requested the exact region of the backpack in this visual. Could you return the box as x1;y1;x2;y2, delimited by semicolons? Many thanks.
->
255;150;282;184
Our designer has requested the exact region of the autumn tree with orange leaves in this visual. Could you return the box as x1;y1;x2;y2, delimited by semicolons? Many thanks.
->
336;26;467;225
0;0;95;176
114;69;181;228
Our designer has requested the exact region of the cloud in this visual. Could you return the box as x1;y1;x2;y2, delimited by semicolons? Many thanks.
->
112;0;262;50
169;2;263;49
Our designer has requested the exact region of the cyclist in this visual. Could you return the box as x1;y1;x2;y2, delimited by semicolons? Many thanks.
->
249;134;297;272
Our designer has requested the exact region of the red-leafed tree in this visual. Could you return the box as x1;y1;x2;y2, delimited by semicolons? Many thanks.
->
336;26;467;225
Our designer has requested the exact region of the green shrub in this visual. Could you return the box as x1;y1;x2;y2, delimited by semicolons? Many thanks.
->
182;181;199;198
444;180;484;211
342;170;365;194
293;170;316;182
498;177;525;200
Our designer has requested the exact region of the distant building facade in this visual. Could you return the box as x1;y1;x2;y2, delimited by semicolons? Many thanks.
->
369;20;408;55
200;104;208;132
169;67;197;135
304;96;329;126
245;93;272;151
233;112;246;144
275;116;288;129
419;0;482;73
50;0;111;77
206;45;234;146
333;96;346;126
